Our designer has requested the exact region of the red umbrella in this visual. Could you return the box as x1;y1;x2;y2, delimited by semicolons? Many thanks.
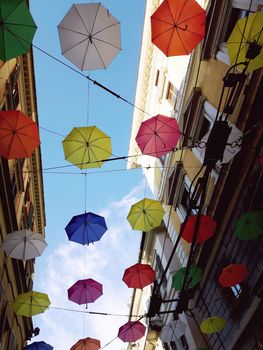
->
151;0;206;56
0;110;40;159
218;264;248;287
135;114;181;158
118;320;146;342
182;215;217;244
70;337;100;350
122;263;156;289
68;278;103;306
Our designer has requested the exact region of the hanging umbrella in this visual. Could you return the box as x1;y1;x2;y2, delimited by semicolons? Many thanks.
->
218;264;248;288
13;291;50;317
200;316;226;334
70;337;100;350
25;341;53;350
65;211;107;245
0;110;40;159
62;126;112;169
122;263;156;289
160;319;186;342
151;0;206;56
3;229;47;261
0;0;37;61
58;3;121;71
226;12;263;73
127;198;165;232
118;320;146;342
182;215;217;244
68;278;103;306
172;265;203;290
234;211;263;240
135;114;181;158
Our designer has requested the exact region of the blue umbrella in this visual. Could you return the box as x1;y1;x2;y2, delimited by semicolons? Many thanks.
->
65;212;108;245
25;341;53;350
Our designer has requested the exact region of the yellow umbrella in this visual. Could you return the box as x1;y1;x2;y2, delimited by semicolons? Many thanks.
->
12;291;51;317
62;126;112;169
127;198;164;231
200;316;226;334
227;12;263;72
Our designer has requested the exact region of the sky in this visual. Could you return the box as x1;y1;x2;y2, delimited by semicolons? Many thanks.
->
29;1;148;349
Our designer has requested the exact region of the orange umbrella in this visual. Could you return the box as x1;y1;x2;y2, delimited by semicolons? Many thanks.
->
0;110;40;159
70;337;100;350
218;264;248;287
182;215;217;244
151;0;206;56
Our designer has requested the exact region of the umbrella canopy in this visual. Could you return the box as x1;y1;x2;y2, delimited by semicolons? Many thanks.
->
227;12;263;73
234;211;263;240
200;316;226;334
62;126;112;169
122;263;156;289
0;110;40;159
118;320;146;342
25;341;53;350
160;319;186;342
3;229;47;261
13;291;50;317
151;0;206;56
172;265;203;290
65;211;107;245
127;198;165;232
68;278;103;305
182;215;217;244
70;337;100;350
58;3;121;71
135;114;181;158
218;264;248;288
0;0;37;61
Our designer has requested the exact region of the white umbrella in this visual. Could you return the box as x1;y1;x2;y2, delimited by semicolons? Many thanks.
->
160;319;186;342
3;229;47;261
57;3;121;71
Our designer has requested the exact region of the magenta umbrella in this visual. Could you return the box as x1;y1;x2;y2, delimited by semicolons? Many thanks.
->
67;278;103;307
118;320;146;342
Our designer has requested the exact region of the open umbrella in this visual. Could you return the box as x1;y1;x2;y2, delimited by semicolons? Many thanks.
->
227;12;263;73
68;278;103;306
13;291;50;317
172;265;203;290
62;126;112;169
122;263;156;289
218;264;248;288
151;0;206;56
118;320;146;342
58;3;121;71
3;229;47;261
0;0;37;61
182;215;217;244
200;316;226;334
25;341;53;350
65;211;107;245
135;115;181;158
70;337;100;350
234;211;263;240
160;319;186;342
127;198;165;232
0;110;40;159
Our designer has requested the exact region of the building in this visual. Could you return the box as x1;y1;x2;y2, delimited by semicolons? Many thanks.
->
128;0;263;349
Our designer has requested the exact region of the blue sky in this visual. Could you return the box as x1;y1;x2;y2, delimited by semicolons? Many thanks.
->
29;1;147;349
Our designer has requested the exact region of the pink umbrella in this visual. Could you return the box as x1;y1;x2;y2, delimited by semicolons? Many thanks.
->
135;114;181;158
68;278;103;307
118;320;146;342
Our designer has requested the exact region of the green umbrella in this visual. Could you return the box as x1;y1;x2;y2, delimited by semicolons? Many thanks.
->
0;0;37;61
172;265;203;290
234;211;263;240
200;316;226;334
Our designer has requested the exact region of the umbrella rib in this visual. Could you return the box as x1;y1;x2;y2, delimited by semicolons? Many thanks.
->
4;22;36;29
73;3;96;36
2;0;25;22
2;24;29;54
177;11;205;27
88;36;121;50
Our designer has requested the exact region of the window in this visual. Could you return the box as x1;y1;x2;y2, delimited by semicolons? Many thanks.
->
155;254;167;288
170;341;178;350
6;65;20;110
166;162;184;206
178;335;189;350
166;82;178;107
163;342;170;350
155;69;160;86
176;176;197;222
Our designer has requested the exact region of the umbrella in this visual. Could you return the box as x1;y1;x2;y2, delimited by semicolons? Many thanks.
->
118;320;146;342
218;264;248;288
68;278;103;306
62;126;112;169
151;0;206;56
0;110;40;159
127;198;165;231
3;229;47;261
13;291;50;317
122;263;156;289
70;337;100;350
160;319;186;342
65;211;107;245
58;3;121;71
0;0;37;61
200;316;226;334
182;215;217;244
234;211;263;240
172;265;203;290
226;12;263;73
135;114;181;158
25;341;53;350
